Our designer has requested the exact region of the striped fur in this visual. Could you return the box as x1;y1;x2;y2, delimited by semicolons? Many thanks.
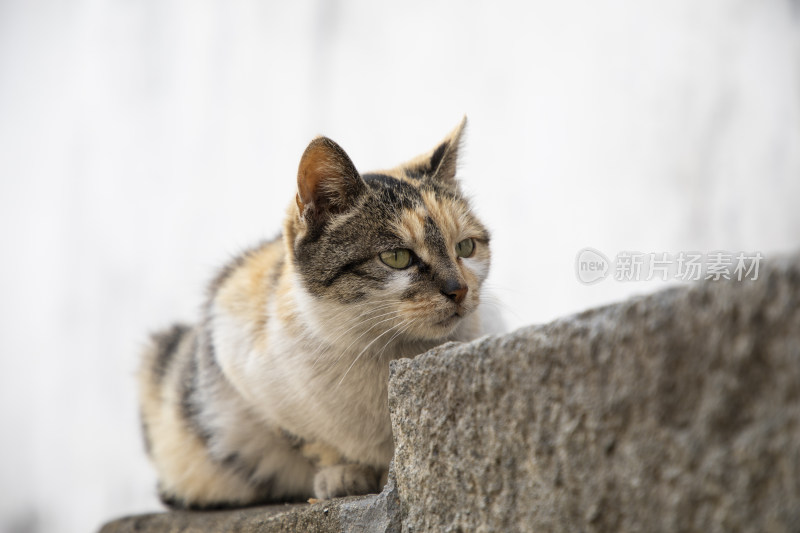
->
139;118;493;508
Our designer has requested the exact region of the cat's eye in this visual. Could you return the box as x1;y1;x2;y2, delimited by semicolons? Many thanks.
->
455;238;475;258
380;248;413;269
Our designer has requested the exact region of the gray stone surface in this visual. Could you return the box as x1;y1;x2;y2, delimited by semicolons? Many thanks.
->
99;471;400;533
389;253;800;532
99;496;380;533
339;467;401;533
101;253;800;532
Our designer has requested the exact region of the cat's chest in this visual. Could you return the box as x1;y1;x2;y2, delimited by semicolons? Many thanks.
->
263;329;396;461
214;307;394;444
268;326;393;412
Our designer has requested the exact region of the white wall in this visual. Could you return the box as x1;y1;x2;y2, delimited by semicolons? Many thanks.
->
0;1;798;532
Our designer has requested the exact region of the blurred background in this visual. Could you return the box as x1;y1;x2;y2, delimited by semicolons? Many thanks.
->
1;1;798;532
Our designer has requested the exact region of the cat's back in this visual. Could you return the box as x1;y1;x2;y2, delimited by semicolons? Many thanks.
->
140;237;284;384
207;238;286;336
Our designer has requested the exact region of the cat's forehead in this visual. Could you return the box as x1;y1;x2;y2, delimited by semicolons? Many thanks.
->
361;172;423;207
391;191;466;245
359;172;480;246
361;171;457;207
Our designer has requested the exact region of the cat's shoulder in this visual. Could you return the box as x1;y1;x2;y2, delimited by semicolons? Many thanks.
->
206;237;285;317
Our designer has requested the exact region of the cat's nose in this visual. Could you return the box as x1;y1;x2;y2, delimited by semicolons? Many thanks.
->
441;279;468;305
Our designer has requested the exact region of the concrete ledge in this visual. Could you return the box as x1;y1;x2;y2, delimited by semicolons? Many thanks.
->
101;252;800;532
390;252;800;532
100;484;398;533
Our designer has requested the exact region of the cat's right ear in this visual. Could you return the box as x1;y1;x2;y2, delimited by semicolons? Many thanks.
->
296;137;366;224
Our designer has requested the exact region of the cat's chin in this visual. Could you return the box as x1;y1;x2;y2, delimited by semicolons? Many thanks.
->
405;311;469;342
435;313;462;329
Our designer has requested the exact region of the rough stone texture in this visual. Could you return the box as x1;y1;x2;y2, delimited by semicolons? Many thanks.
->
99;481;399;533
389;253;800;532
101;253;800;532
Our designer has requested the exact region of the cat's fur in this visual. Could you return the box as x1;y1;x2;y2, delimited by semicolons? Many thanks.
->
139;118;492;508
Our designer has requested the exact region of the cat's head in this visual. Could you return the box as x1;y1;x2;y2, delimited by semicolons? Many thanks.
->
285;118;490;347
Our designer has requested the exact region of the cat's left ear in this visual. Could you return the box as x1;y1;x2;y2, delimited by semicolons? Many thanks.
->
403;116;467;183
296;136;366;224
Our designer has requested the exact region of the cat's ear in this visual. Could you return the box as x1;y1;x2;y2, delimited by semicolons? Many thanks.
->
403;116;467;182
296;137;366;223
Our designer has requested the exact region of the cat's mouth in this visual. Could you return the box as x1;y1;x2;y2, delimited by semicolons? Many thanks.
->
435;312;463;328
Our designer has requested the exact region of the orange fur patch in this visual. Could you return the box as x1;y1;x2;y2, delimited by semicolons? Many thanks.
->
421;190;462;249
393;207;427;245
216;240;283;345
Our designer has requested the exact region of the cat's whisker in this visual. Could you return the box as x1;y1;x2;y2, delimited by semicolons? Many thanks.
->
335;319;411;388
479;295;520;322
375;317;419;360
302;302;401;355
481;283;518;293
332;308;405;354
323;304;403;341
306;305;402;367
311;308;406;369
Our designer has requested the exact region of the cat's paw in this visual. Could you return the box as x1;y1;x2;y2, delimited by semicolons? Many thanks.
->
313;464;379;499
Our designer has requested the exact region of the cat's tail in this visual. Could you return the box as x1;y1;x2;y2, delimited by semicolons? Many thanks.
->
138;323;193;456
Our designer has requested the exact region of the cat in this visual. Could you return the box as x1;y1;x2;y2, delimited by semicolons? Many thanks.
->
138;118;493;509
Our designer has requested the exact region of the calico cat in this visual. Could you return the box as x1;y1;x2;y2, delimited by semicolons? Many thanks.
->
139;118;492;508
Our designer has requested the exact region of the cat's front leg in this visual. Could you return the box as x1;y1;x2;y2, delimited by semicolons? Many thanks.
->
313;464;380;499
